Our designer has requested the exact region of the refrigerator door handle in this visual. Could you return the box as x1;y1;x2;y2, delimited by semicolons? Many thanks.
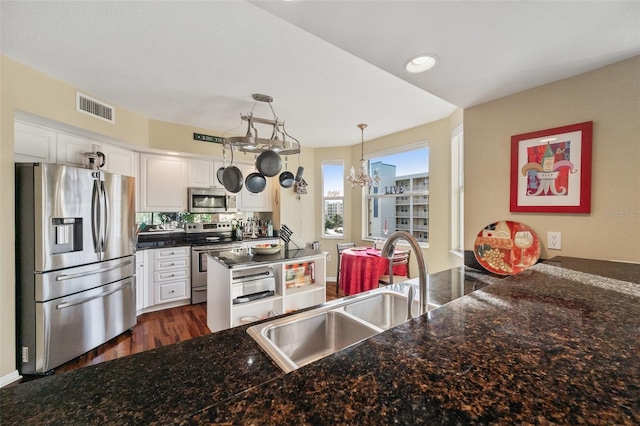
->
55;259;133;281
91;179;101;257
55;280;133;309
101;180;110;253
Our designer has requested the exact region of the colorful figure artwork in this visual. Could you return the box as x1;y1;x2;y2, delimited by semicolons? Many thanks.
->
521;141;576;197
510;121;592;213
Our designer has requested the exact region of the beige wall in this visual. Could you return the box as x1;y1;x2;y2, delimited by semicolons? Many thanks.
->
465;56;640;262
319;116;464;282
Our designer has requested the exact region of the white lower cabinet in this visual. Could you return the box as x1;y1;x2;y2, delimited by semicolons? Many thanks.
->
207;253;326;332
140;246;191;313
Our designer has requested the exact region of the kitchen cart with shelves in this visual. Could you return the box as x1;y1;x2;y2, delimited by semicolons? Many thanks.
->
206;248;326;332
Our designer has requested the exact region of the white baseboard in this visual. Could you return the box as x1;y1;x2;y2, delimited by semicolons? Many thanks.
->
0;370;22;388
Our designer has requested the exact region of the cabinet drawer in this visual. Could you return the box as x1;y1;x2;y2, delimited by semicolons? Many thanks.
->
153;247;190;260
154;257;189;272
156;280;188;304
154;268;190;283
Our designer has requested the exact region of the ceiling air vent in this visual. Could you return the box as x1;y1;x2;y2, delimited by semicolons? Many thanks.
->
76;92;115;123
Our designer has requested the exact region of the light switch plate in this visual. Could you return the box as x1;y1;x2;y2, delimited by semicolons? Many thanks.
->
548;232;562;250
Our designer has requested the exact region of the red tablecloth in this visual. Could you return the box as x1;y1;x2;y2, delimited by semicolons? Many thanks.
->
339;247;409;296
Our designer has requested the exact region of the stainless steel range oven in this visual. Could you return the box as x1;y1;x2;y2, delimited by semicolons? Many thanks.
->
186;222;241;304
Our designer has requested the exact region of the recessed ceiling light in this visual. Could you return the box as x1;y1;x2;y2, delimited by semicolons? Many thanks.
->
405;54;439;73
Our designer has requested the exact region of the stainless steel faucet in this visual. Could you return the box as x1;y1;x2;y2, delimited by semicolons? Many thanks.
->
381;231;428;319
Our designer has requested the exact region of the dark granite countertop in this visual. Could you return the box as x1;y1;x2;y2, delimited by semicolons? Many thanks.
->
2;257;639;425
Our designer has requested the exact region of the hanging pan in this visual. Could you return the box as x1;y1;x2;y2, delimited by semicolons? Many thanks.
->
245;171;267;194
222;148;243;193
216;148;227;185
279;156;295;188
256;149;282;177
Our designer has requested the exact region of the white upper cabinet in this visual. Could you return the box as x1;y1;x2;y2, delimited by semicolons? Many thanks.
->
139;154;188;212
103;144;137;177
187;159;215;188
14;121;57;163
56;132;101;168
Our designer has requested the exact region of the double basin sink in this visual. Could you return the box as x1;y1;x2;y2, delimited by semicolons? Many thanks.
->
247;288;430;373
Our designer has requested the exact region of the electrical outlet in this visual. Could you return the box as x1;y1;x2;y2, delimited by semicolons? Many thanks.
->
327;254;332;262
548;232;562;250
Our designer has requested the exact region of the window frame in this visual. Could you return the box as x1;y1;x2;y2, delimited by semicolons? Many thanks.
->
450;124;464;254
362;141;430;248
322;159;345;239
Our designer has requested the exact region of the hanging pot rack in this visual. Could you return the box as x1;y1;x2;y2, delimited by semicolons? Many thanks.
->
223;94;301;156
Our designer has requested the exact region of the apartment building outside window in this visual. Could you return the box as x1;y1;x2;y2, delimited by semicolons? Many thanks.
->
365;143;429;245
322;160;344;238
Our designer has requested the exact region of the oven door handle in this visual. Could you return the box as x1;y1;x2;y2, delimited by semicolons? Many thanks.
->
56;280;133;309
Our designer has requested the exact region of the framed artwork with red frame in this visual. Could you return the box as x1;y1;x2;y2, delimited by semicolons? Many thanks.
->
510;121;593;213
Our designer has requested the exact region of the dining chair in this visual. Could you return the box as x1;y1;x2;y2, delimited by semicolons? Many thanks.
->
336;242;356;295
378;250;411;286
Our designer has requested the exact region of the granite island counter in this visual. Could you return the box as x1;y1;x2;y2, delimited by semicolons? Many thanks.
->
2;257;639;425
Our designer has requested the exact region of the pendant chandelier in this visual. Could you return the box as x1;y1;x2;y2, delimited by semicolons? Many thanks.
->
347;123;380;188
223;94;300;155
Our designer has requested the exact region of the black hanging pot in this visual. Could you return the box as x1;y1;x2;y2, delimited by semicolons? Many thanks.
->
216;167;226;185
245;172;267;194
256;150;282;177
216;148;227;185
222;149;243;193
294;166;304;182
279;170;295;188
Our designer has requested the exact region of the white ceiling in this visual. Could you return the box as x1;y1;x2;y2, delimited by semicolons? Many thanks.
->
1;1;638;149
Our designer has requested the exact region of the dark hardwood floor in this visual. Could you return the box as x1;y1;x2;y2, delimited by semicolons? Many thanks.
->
53;282;342;375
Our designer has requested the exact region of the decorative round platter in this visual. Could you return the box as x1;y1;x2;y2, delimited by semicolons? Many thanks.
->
473;220;541;275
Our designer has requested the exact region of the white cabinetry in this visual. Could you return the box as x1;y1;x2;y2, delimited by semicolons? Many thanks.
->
104;144;137;177
140;154;188;212
56;132;101;168
187;159;215;187
237;163;273;212
14;121;57;163
141;247;191;313
207;253;326;332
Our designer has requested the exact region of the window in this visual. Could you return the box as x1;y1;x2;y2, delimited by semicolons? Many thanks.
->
322;160;344;238
365;143;429;244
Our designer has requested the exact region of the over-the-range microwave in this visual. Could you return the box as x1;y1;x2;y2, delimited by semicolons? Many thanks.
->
188;187;237;213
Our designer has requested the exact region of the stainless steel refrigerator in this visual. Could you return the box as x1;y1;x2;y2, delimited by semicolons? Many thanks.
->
15;163;136;375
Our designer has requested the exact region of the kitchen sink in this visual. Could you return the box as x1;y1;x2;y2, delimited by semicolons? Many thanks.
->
263;311;379;370
344;292;418;330
247;289;426;373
